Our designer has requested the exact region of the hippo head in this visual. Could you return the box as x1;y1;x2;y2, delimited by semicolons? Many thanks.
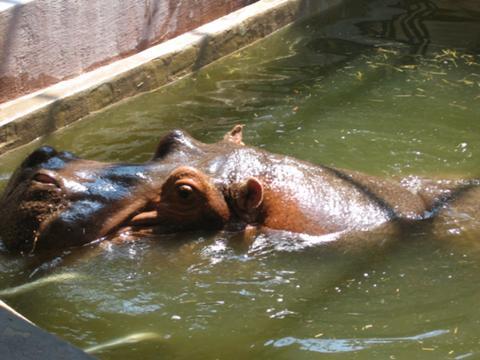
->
0;125;246;253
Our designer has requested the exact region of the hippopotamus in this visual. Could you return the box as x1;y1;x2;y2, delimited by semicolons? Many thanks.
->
0;124;449;253
0;126;244;253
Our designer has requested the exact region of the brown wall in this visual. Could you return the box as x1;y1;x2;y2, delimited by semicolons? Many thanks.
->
0;0;257;104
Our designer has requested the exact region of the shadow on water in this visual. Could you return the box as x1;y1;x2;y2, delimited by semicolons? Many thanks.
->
286;0;480;123
356;0;480;54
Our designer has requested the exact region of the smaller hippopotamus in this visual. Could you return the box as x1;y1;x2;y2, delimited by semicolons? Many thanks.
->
130;126;431;237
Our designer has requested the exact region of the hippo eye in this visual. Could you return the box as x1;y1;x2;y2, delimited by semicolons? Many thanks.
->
177;184;194;200
33;173;60;187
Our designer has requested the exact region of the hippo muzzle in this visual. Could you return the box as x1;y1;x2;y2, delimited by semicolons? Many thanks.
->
0;146;163;252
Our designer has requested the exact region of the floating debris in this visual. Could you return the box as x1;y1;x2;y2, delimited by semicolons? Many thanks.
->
449;102;468;111
457;79;475;86
400;64;417;70
376;47;399;56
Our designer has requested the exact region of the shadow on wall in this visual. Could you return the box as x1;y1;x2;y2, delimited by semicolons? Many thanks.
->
0;0;260;105
136;0;171;52
0;1;23;96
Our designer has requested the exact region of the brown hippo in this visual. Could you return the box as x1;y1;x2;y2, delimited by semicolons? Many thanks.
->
2;124;460;253
130;125;431;237
0;127;244;253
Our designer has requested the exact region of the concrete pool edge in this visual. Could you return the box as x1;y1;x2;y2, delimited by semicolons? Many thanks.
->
0;0;344;156
0;300;94;359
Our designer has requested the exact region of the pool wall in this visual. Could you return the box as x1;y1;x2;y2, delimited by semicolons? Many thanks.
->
0;300;94;359
0;0;257;104
0;0;343;155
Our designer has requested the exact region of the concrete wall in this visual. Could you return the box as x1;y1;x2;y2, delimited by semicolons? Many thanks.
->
0;0;346;155
0;0;256;104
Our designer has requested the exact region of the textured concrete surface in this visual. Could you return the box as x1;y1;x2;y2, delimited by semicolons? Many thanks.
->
0;301;93;359
0;0;344;155
0;0;256;103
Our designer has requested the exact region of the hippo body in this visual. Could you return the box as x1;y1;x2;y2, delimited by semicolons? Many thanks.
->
130;126;430;237
219;150;423;232
0;125;445;252
150;143;428;236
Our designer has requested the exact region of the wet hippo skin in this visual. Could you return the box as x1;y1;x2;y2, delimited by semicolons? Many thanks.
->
2;125;472;253
130;125;432;237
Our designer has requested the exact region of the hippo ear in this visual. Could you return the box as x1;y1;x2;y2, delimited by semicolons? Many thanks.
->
223;124;245;146
153;130;207;161
238;178;264;210
22;146;58;168
153;130;184;160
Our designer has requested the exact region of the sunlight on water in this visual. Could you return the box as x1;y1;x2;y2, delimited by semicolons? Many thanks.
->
0;0;480;359
265;329;450;353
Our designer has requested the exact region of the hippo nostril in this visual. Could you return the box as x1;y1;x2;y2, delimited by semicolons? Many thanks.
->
32;172;61;188
23;146;58;168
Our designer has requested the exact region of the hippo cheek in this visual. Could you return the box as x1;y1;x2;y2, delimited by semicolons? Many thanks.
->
36;200;108;250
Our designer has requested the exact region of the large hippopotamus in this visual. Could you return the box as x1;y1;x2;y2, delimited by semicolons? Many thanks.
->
3;124;470;253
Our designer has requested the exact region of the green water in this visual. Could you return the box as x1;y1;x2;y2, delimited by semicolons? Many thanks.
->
1;0;480;358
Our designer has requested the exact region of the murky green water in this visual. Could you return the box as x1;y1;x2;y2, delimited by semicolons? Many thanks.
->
1;0;480;358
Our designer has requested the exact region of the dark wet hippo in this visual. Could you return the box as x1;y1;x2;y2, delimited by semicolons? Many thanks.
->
131;126;431;237
0;127;243;253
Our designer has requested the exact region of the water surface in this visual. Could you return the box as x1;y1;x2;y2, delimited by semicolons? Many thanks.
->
0;0;479;358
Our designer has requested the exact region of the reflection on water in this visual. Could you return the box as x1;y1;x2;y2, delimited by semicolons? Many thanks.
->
0;0;480;359
266;329;449;353
0;272;83;298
